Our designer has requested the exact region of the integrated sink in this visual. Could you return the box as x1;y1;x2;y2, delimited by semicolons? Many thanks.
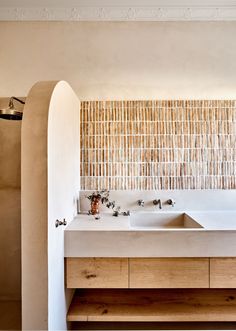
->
129;212;204;230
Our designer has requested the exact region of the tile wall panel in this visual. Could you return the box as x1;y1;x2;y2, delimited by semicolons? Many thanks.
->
80;100;236;190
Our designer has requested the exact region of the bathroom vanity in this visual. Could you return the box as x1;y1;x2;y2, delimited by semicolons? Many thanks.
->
64;211;236;323
65;258;236;322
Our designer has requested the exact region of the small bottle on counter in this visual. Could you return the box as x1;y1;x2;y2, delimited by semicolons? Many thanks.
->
89;194;101;220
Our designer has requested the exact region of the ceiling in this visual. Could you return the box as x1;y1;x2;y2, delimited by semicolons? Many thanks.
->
0;0;236;21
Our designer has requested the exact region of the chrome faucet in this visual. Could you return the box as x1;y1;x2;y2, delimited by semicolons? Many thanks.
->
153;199;162;209
167;199;175;207
137;199;145;207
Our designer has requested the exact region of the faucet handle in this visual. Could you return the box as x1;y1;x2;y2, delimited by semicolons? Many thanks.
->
55;218;67;227
167;199;175;207
123;210;130;216
137;199;144;207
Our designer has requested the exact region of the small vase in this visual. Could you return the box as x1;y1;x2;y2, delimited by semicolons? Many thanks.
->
90;197;100;216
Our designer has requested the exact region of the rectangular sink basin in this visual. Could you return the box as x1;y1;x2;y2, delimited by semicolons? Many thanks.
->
130;212;204;230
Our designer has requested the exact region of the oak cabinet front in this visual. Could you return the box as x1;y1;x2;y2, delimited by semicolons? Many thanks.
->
129;258;209;288
66;258;129;288
210;258;236;288
66;257;236;289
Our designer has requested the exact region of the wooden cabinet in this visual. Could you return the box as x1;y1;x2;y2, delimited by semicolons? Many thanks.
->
66;257;236;289
66;257;236;323
66;258;128;288
66;257;210;289
129;258;209;288
210;258;236;288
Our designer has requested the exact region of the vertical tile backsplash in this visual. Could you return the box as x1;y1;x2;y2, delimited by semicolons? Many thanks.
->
80;100;236;190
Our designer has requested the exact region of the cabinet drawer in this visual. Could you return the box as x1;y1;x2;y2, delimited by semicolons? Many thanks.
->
210;258;236;288
66;258;128;288
130;258;209;288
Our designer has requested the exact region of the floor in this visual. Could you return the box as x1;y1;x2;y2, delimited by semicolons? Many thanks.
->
0;300;21;331
72;322;236;330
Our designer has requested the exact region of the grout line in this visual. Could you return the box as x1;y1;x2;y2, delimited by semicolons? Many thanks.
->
80;100;236;190
209;258;211;289
128;258;130;289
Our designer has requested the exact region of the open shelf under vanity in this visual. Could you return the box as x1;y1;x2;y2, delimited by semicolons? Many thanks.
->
67;289;236;322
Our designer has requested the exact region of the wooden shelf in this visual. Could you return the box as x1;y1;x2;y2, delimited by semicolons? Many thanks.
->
67;289;236;322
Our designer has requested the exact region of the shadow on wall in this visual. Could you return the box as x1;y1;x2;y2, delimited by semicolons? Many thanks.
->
0;97;24;330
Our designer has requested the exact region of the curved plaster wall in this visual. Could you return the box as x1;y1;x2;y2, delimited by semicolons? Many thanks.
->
22;81;80;330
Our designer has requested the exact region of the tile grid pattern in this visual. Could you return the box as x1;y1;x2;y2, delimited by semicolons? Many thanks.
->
80;100;236;190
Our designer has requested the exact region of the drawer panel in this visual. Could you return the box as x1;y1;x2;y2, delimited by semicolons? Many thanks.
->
210;258;236;288
130;258;209;288
66;258;128;288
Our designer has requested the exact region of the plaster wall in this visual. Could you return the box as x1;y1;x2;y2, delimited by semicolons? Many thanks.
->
0;98;22;301
0;21;236;100
21;81;80;330
22;82;53;330
48;81;80;330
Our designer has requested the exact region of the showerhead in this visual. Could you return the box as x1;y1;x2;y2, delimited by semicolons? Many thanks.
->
0;97;25;120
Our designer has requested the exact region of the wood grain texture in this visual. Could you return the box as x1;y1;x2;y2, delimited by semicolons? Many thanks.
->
66;258;128;288
67;289;236;322
210;258;236;288
129;258;209;288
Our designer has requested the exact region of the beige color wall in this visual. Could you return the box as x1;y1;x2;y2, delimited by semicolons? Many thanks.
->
48;82;80;330
22;83;54;330
0;98;22;301
0;21;236;100
22;81;80;330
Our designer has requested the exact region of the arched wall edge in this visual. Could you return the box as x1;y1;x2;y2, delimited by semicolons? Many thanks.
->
21;80;80;330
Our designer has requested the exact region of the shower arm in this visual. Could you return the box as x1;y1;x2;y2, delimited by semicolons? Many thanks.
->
9;97;25;108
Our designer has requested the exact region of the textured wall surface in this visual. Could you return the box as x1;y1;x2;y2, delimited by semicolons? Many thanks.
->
80;100;236;190
1;22;236;100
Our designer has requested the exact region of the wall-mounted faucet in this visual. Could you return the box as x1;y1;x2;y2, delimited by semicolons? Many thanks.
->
167;199;175;207
137;199;145;207
55;219;67;228
153;199;162;209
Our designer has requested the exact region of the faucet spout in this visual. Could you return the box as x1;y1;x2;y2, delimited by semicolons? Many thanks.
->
153;199;162;209
167;199;175;207
137;199;145;207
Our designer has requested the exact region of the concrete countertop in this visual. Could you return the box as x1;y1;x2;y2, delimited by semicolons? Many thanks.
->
66;211;236;231
66;213;131;231
64;211;236;258
187;211;236;230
